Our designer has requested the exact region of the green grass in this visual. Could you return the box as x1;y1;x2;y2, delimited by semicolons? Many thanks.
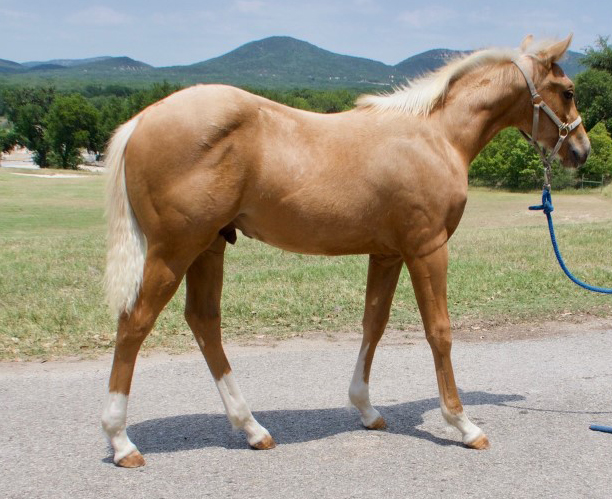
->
1;171;611;360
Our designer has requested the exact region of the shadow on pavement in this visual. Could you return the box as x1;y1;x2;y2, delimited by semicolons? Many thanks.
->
125;391;524;455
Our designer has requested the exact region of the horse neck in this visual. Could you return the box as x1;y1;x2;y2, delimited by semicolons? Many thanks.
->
434;62;531;165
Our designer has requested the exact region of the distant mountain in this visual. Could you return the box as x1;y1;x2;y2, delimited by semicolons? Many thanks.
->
0;58;24;73
163;36;400;87
1;37;588;89
22;57;114;68
395;48;585;80
20;56;152;73
28;63;67;71
559;50;586;77
395;49;471;78
77;57;152;71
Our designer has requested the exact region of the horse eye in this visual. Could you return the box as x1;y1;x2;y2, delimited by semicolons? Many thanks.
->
563;90;574;100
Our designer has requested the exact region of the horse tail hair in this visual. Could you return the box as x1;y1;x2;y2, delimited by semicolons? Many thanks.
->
103;117;146;317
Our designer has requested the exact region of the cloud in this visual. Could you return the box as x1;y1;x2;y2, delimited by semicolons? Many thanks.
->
67;6;131;27
399;6;456;29
233;1;266;14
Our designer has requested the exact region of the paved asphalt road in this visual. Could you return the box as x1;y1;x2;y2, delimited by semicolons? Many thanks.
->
1;325;611;499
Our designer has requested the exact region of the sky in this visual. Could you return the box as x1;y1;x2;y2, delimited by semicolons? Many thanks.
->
1;1;610;67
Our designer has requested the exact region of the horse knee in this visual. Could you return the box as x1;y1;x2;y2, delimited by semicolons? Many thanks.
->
425;320;452;353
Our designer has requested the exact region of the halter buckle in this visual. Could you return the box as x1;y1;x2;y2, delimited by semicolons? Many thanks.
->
558;125;569;138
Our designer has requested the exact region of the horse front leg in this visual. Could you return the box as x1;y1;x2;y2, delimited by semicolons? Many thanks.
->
405;244;489;449
349;254;403;429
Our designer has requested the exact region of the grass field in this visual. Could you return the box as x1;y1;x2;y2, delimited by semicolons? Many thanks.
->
1;169;611;360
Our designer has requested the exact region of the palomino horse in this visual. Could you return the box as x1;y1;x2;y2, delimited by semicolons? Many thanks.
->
102;35;590;467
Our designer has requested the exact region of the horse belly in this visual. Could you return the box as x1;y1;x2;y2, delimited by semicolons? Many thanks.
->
232;203;392;256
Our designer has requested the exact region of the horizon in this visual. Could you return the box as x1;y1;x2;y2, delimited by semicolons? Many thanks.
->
5;35;588;70
1;1;608;68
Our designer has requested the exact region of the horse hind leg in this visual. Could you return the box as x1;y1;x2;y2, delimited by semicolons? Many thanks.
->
405;244;489;449
184;236;275;450
349;254;402;429
101;246;196;467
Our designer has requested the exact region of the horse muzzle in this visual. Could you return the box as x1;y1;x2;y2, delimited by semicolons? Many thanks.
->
565;138;590;168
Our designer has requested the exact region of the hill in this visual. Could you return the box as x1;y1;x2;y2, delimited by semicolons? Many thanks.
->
167;36;400;86
395;48;584;79
0;59;24;74
28;64;67;71
22;57;115;68
0;37;588;89
77;57;152;71
559;50;586;77
395;49;471;77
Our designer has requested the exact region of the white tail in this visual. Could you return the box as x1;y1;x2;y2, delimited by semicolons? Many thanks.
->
103;117;146;317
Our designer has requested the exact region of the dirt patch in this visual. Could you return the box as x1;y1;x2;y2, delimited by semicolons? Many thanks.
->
224;314;612;349
460;190;612;229
1;316;609;372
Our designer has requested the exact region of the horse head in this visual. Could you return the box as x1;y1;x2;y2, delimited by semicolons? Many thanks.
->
515;35;590;168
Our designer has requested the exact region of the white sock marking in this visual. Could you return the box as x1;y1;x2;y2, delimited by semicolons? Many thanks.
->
215;372;270;446
101;392;137;463
440;399;484;445
349;345;382;427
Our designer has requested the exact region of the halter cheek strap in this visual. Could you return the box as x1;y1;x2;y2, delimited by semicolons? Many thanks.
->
512;58;582;186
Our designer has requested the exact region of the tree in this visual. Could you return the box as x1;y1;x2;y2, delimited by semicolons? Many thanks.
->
580;122;612;181
124;81;182;118
0;126;18;154
2;86;55;167
45;94;100;169
583;36;612;74
95;95;130;152
575;36;612;135
575;69;612;133
469;128;574;189
470;129;541;189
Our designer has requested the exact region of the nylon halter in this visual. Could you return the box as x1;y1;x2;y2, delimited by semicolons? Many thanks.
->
512;57;582;187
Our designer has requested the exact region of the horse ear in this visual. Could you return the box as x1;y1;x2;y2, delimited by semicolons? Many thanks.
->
520;35;534;53
538;34;573;66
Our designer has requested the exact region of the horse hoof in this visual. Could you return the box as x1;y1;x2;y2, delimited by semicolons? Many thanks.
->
250;434;276;450
116;450;146;468
465;434;490;450
365;416;387;430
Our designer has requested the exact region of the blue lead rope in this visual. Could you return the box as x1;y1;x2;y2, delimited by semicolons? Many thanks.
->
590;424;612;434
529;188;612;294
530;189;612;436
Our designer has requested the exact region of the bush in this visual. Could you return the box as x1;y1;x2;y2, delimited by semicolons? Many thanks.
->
470;129;541;189
580;122;612;181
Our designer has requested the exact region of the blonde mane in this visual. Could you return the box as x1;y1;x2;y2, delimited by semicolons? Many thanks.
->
356;45;534;116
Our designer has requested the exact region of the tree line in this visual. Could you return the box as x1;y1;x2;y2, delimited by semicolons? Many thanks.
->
0;83;357;169
1;36;612;186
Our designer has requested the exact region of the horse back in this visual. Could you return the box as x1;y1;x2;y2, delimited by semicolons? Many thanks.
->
123;84;467;257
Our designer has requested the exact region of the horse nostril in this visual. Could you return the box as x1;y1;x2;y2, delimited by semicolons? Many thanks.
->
571;145;589;165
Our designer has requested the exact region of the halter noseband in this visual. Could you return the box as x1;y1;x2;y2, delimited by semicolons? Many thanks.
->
512;57;582;187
